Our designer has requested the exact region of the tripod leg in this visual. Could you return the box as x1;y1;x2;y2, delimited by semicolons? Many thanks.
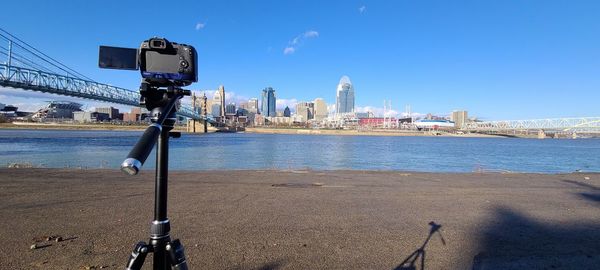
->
126;241;150;270
168;239;189;270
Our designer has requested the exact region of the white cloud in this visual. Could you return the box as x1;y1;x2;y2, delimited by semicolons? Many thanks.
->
276;98;298;112
304;30;319;38
283;47;295;55
186;89;249;106
355;105;423;118
283;30;319;55
359;5;366;14
195;22;206;30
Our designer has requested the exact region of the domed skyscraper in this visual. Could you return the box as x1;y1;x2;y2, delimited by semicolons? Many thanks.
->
336;75;355;114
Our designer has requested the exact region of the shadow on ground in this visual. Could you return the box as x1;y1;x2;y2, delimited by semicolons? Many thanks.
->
472;206;600;270
562;179;600;204
232;260;285;270
393;221;446;270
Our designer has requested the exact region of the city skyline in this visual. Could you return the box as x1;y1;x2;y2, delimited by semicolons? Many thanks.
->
1;1;600;120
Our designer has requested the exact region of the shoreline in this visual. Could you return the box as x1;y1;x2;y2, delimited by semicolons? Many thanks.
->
1;123;591;139
244;127;504;138
1;168;598;269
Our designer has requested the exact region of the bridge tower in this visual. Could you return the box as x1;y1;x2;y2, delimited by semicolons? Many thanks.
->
202;93;208;133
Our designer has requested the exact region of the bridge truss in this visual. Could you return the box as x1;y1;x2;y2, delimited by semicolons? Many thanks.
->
463;117;600;133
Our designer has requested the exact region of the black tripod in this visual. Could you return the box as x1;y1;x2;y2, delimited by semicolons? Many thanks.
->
121;82;190;270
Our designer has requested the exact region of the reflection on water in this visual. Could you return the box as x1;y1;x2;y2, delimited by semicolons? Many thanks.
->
0;129;599;173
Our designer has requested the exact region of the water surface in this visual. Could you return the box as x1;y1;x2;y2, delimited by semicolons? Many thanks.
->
0;129;599;173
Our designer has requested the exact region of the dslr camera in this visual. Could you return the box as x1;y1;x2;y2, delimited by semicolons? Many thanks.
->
99;37;197;87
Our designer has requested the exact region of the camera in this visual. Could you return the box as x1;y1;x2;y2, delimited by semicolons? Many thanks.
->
99;37;197;86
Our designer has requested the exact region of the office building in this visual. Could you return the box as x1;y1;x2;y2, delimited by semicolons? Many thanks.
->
225;103;236;115
336;76;355;115
283;106;291;117
95;107;120;120
212;85;226;117
211;104;222;117
296;101;315;122
73;111;110;123
261;87;276;117
313;98;328;120
451;110;468;129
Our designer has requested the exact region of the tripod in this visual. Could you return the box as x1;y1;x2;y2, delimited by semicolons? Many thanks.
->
121;82;190;270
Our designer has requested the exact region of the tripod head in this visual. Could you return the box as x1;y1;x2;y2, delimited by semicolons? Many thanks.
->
121;80;191;176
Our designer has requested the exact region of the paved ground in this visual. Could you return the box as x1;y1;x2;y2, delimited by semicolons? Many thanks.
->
0;169;598;269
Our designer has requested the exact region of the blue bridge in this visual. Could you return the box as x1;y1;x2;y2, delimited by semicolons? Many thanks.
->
0;28;213;122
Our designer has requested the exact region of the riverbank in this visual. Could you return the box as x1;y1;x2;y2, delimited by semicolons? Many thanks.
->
245;127;503;138
1;169;598;269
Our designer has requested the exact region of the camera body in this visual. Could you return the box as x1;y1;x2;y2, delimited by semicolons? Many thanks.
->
139;38;197;86
98;37;198;87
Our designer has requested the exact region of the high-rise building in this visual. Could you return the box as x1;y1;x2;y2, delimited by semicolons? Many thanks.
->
313;98;328;120
225;103;236;115
211;104;222;117
218;85;226;117
283;106;291;117
242;98;260;114
451;110;468;129
261;87;276;117
296;102;315;122
336;76;355;115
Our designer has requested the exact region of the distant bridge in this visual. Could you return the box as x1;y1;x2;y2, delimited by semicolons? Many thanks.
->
463;117;600;133
0;28;212;122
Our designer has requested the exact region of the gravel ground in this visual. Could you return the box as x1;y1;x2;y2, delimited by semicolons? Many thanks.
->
0;169;598;269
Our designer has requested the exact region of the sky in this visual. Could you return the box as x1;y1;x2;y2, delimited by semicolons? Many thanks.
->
1;0;599;120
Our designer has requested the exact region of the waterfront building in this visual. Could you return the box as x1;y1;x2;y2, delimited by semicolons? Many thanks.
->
451;110;468;129
336;76;355;115
32;101;82;120
261;87;276;117
296;102;315;122
73;111;110;123
283;106;291;117
313;98;328;120
95;107;120;120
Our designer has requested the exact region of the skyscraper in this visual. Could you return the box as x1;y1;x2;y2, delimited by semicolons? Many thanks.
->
296;102;315;122
261;87;276;117
211;85;226;117
247;98;259;114
225;103;236;115
313;98;328;120
336;75;355;115
283;106;291;117
218;85;226;117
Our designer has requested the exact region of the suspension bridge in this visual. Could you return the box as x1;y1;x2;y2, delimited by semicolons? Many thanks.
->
0;28;211;122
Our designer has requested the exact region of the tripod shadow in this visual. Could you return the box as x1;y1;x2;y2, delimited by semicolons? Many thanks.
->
393;221;446;270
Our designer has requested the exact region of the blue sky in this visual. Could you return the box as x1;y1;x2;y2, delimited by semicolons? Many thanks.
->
1;0;599;120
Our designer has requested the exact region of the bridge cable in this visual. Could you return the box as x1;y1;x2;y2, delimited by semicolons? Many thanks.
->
0;28;96;82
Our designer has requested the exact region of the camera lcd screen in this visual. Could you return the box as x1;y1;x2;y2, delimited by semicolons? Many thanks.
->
144;51;181;74
98;46;138;70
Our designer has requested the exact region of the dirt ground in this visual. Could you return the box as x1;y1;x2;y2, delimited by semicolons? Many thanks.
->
0;169;598;269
